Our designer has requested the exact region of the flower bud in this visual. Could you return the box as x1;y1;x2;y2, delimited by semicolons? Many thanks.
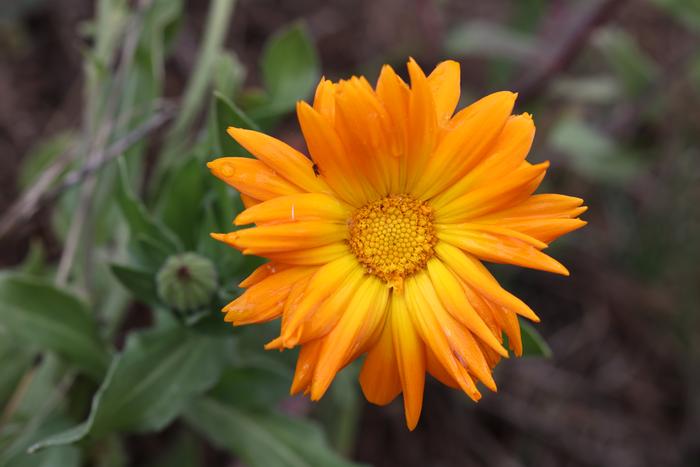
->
156;252;217;311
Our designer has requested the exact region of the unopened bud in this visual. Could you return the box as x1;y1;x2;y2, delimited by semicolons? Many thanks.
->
157;252;217;311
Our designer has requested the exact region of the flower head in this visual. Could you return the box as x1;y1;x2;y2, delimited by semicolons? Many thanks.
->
209;59;586;429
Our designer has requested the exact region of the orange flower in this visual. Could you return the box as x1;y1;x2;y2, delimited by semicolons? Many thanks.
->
209;59;586;429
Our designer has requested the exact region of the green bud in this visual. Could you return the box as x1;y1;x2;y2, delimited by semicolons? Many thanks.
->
157;252;217;311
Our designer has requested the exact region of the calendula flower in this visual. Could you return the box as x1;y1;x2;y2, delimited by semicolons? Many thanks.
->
209;59;586;429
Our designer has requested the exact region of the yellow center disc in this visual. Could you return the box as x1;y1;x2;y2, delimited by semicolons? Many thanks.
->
348;195;437;288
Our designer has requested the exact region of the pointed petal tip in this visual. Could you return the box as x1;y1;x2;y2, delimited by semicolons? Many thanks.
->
296;100;311;112
380;63;396;74
226;125;247;137
309;383;327;401
405;413;419;431
483;378;497;393
233;212;250;226
406;57;427;81
550;260;570;276
493;342;509;358
290;377;309;396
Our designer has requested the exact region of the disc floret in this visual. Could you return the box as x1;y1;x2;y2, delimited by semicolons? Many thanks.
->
348;195;437;288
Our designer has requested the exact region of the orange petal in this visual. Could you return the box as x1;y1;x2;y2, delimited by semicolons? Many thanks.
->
425;345;459;388
404;58;438;193
412;91;516;200
434;162;549;223
291;339;324;395
234;193;351;225
438;228;569;275
310;276;389;400
227;127;329;195
376;64;409;192
435;242;540;322
207;157;301;201
495;218;588;244
359;308;402;405
296;267;366;344
222;266;316;325
262;243;350;266
414;274;497;390
473;194;587;244
500;306;523;357
405;275;482;398
478;194;586;220
334;77;396;196
296;101;373;206
391;291;426;430
434;113;535;206
425;258;507;356
461;283;503;337
427;60;461;127
238;262;288;288
281;254;361;346
213;221;347;255
313;78;337;120
280;274;313;327
240;193;261;209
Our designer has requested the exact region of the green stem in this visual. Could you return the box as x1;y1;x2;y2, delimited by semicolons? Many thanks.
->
155;0;236;177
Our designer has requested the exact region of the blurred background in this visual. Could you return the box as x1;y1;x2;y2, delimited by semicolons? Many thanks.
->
0;0;699;466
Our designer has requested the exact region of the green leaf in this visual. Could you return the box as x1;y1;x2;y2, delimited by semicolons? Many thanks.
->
184;398;363;467
5;445;81;467
0;334;35;403
170;0;236;135
0;416;82;467
110;264;159;304
10;354;66;422
209;358;291;409
213;51;246;98
29;326;227;452
18;132;74;190
211;91;260;157
520;321;553;358
593;28;658;96
0;273;109;380
158;157;206;249
550;75;621;104
116;158;181;267
135;0;183;86
17;239;48;277
195;196;243;280
548;115;645;183
255;22;319;117
148;432;203;467
445;21;537;62
155;0;236;177
649;0;700;33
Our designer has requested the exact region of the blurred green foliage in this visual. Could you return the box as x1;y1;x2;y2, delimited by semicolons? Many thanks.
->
4;0;698;464
0;1;356;465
